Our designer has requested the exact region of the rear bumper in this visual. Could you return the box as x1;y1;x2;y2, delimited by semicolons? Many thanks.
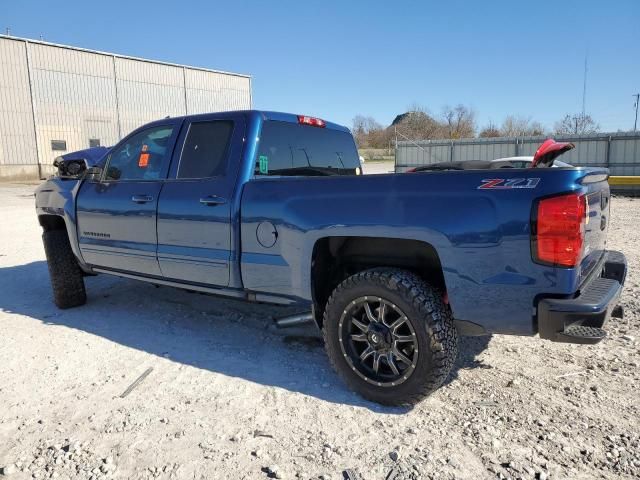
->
537;250;627;344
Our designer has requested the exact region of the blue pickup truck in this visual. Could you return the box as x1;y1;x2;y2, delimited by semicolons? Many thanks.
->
35;110;627;405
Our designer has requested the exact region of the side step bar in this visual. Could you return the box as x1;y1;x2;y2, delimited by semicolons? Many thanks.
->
556;325;606;344
275;312;313;328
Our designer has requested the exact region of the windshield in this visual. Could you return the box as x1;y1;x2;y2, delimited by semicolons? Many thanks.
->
255;120;360;176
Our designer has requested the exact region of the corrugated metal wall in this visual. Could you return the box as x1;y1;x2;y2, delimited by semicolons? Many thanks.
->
28;42;120;176
396;133;640;176
396;133;640;193
0;35;251;180
185;69;252;114
0;39;37;169
115;57;186;135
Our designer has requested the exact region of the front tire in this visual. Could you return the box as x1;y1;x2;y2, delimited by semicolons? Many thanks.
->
42;229;87;309
323;268;457;406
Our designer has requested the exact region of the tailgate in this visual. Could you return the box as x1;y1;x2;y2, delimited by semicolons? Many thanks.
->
579;172;610;285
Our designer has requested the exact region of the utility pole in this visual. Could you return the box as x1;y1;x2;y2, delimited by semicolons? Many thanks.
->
5;27;10;36
634;93;639;132
582;53;588;118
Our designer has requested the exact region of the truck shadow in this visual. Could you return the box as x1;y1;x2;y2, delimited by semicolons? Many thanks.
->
0;261;490;413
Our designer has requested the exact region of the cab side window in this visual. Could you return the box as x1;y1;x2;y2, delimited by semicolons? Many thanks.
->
177;121;233;179
104;126;174;181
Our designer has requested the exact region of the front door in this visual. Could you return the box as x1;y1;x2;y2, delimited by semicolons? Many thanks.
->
156;115;245;286
76;121;181;276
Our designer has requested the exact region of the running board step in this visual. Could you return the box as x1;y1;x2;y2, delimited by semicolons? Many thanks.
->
275;312;313;328
556;325;607;344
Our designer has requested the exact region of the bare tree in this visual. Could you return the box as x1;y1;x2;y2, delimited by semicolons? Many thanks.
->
352;115;384;147
354;115;383;133
441;104;476;139
354;106;558;146
478;122;501;138
528;121;546;136
351;115;367;146
392;104;443;140
554;113;600;135
500;115;546;137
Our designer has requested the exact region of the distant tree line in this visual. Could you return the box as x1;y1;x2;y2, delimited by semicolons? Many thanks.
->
353;104;603;148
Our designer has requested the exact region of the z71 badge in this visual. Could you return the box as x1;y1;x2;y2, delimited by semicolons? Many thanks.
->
478;178;540;190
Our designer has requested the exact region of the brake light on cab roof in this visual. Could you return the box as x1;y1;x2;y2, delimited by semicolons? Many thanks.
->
297;115;326;128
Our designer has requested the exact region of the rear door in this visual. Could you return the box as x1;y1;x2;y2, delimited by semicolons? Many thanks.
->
156;114;245;286
76;121;180;276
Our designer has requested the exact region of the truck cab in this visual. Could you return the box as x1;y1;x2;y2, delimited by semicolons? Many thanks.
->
67;111;360;289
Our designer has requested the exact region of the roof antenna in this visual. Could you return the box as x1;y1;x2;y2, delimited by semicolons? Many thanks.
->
5;27;10;36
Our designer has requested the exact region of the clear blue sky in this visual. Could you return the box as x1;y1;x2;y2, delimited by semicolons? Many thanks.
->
4;0;639;132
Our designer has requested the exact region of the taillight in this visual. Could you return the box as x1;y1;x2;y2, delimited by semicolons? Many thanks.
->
533;192;586;267
297;115;326;128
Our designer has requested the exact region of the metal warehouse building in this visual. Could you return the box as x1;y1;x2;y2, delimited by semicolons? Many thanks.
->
0;35;252;180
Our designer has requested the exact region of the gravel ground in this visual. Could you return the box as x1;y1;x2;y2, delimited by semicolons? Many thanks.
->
361;161;394;175
0;183;638;480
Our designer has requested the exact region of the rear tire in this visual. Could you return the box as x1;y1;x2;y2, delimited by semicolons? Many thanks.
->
42;229;87;309
323;268;457;406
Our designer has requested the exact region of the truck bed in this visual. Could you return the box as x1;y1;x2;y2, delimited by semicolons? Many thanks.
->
240;167;611;335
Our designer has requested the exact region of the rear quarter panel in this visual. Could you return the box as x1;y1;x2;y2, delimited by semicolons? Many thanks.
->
240;168;604;335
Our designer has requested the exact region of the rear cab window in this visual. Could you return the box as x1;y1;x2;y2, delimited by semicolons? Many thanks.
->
255;121;361;177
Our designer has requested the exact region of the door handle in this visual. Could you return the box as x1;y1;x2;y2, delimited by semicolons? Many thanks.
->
131;195;154;203
199;195;227;206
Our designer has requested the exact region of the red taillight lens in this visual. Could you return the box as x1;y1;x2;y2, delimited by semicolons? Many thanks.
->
297;115;326;128
534;192;586;267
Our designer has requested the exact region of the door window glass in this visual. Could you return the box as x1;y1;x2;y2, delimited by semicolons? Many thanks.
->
178;121;233;179
104;126;174;181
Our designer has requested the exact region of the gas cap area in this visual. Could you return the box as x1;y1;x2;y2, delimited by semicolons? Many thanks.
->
256;221;278;248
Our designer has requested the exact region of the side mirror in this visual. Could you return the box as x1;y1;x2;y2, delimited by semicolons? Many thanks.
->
84;166;103;180
54;157;88;178
53;157;103;180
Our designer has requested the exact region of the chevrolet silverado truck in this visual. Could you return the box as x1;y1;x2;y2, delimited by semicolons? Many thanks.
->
35;110;627;405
